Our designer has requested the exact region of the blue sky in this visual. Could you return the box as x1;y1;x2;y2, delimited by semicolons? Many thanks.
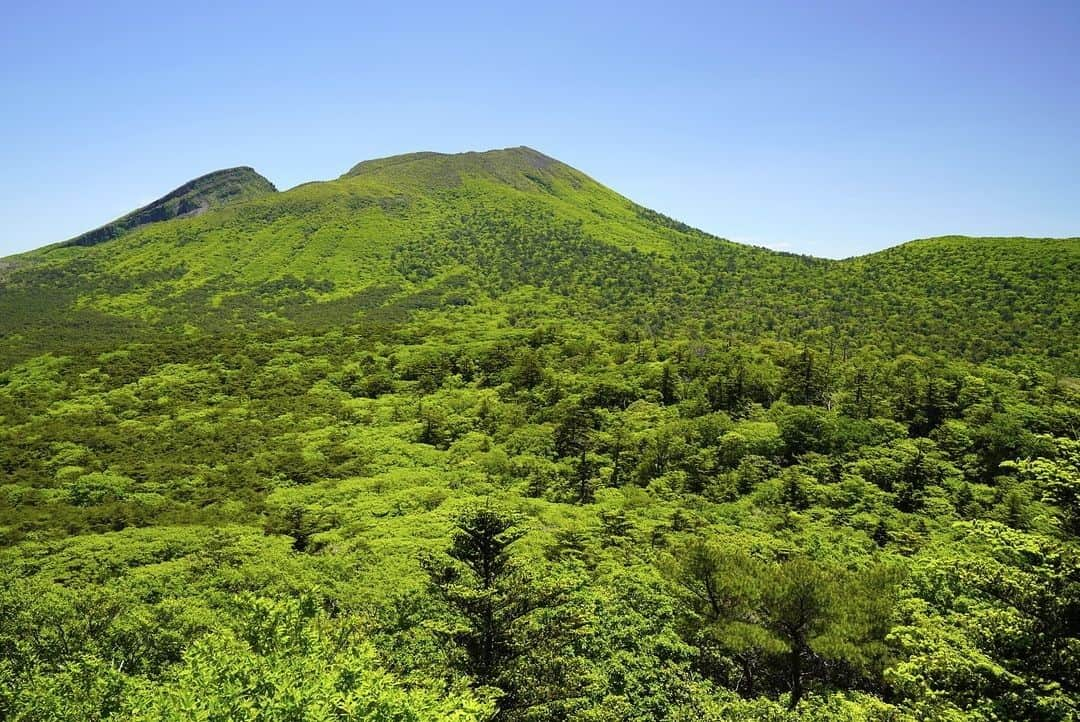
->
2;0;1077;258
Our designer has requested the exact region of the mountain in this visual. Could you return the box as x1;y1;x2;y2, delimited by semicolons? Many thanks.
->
2;146;1077;370
1;147;1078;721
60;166;277;248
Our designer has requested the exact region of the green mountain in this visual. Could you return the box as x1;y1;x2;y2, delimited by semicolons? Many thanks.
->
1;147;1078;721
60;166;277;249
3;147;1077;369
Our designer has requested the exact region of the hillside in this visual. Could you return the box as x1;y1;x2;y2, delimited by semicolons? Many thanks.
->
1;147;1078;721
60;166;277;248
2;147;1077;370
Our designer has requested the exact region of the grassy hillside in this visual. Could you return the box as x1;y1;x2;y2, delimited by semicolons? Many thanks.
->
2;147;1076;370
61;166;277;248
1;147;1077;721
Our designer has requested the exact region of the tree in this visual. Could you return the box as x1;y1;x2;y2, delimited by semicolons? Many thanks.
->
418;401;450;447
666;541;772;695
1009;436;1080;536
553;403;600;502
784;348;827;406
660;364;678;405
564;450;599;504
775;405;833;462
668;546;899;710
872;519;890;547
553;402;596;459
423;505;580;717
508;349;545;390
127;596;492;721
778;468;813;510
762;558;836;709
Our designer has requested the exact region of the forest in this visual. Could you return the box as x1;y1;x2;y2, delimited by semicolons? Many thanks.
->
0;147;1077;721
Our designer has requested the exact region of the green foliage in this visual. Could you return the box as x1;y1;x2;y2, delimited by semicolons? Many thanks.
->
127;595;491;721
1009;436;1080;535
1;147;1078;719
423;505;583;718
666;542;901;709
62;166;277;248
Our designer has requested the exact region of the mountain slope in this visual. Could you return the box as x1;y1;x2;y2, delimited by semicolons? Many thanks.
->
836;235;1078;362
60;166;277;248
1;147;1077;370
1;147;1079;721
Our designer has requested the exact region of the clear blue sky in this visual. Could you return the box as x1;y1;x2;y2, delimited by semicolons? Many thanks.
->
2;0;1078;258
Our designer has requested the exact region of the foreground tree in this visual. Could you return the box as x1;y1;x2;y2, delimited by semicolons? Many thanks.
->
423;504;582;718
668;542;900;710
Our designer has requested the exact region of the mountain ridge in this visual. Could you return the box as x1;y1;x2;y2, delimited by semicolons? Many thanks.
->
6;144;1071;260
57;166;277;250
343;146;559;178
1;146;1077;372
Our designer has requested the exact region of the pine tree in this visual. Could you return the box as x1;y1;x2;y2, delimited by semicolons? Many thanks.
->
660;364;678;405
423;505;578;717
872;519;890;547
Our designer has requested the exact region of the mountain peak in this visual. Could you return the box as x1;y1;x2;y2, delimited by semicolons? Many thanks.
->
345;146;556;175
341;146;568;191
63;166;277;248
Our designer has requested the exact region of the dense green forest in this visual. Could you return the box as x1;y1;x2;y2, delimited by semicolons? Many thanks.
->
1;147;1078;721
